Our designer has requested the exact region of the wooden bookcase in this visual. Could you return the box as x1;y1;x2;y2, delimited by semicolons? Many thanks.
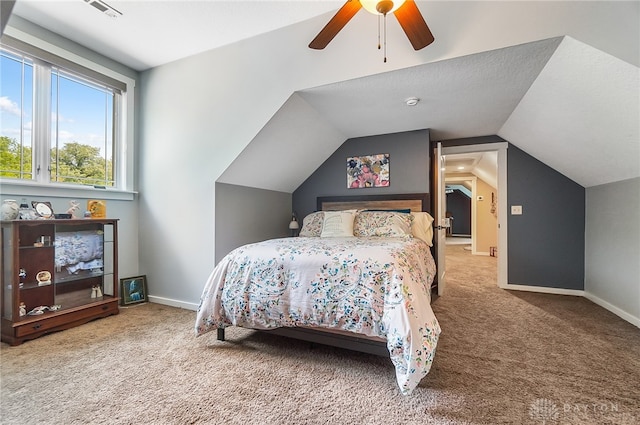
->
1;219;119;345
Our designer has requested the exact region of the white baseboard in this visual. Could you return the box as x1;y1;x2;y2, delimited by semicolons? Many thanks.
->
501;283;584;297
148;295;198;311
584;291;640;329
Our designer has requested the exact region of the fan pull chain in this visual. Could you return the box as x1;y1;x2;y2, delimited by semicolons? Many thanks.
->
383;13;387;63
377;14;381;50
376;13;388;62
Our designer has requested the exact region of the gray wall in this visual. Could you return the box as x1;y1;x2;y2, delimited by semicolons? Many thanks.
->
447;191;471;236
507;145;585;289
215;183;292;263
294;132;587;291
585;177;640;322
363;134;587;291
293;129;430;220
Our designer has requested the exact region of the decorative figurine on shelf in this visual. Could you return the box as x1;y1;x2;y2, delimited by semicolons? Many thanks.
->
18;199;37;220
91;285;103;298
19;302;27;317
19;268;27;287
87;200;106;218
67;200;80;219
27;306;47;315
1;199;19;220
36;271;52;286
26;305;61;315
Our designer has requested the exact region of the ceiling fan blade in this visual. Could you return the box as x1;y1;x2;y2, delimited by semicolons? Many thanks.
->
309;0;362;50
394;0;434;51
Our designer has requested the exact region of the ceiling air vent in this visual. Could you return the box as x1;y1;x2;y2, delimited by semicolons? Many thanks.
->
83;0;122;18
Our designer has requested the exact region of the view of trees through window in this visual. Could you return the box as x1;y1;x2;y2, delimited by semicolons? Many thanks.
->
0;47;116;187
0;136;113;186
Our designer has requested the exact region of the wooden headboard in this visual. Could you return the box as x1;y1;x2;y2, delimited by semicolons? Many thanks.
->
317;193;430;213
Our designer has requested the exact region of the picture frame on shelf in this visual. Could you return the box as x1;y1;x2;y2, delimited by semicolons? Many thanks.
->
31;201;54;218
119;275;148;306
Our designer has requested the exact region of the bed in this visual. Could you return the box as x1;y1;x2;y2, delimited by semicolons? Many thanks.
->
195;194;440;395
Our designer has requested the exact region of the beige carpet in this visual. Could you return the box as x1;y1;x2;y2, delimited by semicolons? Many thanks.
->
2;246;639;424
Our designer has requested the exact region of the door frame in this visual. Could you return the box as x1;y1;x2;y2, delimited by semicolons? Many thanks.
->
432;142;447;295
432;142;508;288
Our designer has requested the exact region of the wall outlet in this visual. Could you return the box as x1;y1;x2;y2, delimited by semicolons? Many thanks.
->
511;205;523;215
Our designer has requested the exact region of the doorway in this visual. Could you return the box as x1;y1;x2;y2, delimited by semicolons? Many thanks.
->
445;175;476;252
434;142;508;290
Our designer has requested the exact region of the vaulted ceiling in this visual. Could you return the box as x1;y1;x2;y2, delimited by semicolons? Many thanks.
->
7;1;639;190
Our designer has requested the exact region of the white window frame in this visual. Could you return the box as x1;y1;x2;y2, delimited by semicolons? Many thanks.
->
0;28;136;201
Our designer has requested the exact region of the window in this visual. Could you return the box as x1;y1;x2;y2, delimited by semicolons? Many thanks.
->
1;35;126;189
0;49;33;180
50;68;116;186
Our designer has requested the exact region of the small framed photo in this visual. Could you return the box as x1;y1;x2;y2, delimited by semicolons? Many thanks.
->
119;275;148;305
31;201;54;218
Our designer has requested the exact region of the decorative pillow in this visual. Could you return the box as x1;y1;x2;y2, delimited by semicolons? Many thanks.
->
320;210;357;237
353;211;413;238
299;211;324;237
411;212;435;246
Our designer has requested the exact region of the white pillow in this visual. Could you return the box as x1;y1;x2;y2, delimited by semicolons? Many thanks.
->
320;210;357;237
411;212;435;246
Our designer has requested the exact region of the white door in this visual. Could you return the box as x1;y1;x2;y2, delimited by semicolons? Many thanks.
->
435;142;448;296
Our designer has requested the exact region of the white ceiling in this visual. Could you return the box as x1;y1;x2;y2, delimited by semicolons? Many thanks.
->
445;151;498;191
6;1;640;189
297;37;561;141
10;0;344;71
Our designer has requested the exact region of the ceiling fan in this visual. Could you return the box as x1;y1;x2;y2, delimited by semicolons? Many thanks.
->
309;0;434;55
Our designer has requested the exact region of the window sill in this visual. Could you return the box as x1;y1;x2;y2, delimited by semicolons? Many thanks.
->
0;180;137;201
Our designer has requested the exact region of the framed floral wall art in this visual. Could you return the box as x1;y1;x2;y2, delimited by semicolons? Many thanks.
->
347;153;390;189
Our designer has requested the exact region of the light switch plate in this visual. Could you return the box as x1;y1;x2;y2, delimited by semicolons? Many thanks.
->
511;205;523;215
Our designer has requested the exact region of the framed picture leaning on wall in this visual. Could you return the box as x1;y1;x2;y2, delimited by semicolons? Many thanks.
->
119;275;148;305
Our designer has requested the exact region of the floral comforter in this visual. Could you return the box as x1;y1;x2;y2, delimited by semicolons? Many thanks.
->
195;236;440;395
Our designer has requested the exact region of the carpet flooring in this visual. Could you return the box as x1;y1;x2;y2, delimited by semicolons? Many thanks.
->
2;245;639;424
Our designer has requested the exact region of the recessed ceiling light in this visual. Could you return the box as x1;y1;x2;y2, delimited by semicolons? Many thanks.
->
457;166;465;170
405;97;419;106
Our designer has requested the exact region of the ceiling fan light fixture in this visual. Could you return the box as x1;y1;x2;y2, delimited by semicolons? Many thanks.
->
308;0;434;56
361;0;406;16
